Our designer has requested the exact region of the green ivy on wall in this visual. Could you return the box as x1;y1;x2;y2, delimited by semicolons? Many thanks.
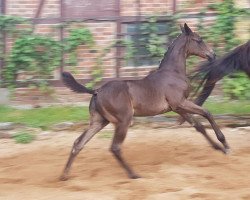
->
0;15;95;91
4;35;61;84
64;28;94;66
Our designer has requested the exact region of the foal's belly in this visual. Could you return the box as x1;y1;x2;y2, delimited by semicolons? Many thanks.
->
133;100;171;116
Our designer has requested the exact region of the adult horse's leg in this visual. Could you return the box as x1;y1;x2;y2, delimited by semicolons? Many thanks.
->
194;82;216;106
110;117;140;179
178;113;226;153
60;112;109;181
176;100;230;153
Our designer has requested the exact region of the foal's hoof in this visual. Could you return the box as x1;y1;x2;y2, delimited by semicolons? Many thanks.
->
59;174;69;181
213;144;223;151
224;148;231;155
129;174;141;179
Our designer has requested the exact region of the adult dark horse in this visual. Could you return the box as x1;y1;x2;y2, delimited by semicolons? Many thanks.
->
60;24;229;181
191;40;250;107
178;41;250;125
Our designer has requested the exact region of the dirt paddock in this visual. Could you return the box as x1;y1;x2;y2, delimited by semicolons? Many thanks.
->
0;126;250;200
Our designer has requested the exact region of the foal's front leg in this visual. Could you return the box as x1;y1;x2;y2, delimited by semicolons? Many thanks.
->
176;100;230;154
178;113;227;153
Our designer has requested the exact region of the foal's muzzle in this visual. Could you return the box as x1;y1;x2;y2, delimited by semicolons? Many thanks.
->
206;52;216;62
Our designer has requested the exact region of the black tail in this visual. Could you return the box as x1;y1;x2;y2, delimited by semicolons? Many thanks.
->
61;72;95;94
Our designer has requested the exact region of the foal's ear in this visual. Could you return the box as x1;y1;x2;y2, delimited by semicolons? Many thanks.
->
182;23;193;35
180;24;185;33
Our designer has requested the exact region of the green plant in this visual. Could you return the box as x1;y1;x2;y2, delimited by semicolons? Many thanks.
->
168;14;182;39
86;39;136;89
0;15;31;87
119;39;136;61
198;0;249;51
140;17;165;59
1;17;95;90
223;73;250;100
123;15;180;67
85;55;104;89
4;35;61;87
64;28;94;66
13;132;35;144
0;15;30;34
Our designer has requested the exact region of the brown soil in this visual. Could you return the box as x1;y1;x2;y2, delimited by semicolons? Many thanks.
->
0;126;250;200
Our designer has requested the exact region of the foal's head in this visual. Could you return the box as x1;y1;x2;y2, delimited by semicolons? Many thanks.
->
181;23;215;61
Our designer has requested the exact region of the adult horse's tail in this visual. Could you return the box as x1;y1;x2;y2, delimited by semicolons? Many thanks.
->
62;72;96;94
188;60;218;105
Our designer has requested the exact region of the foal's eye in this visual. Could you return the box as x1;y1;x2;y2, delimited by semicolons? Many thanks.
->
197;38;203;43
193;38;202;43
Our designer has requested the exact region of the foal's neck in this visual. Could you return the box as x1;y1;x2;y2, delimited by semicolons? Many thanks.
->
159;34;188;75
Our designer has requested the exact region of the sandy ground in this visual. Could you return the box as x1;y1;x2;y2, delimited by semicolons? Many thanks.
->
0;125;250;200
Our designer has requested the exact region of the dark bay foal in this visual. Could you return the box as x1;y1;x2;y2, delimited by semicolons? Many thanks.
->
60;23;229;180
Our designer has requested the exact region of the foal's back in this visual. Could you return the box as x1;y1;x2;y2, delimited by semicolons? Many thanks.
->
95;70;172;118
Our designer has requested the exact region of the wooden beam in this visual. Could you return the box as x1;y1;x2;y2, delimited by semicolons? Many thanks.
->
35;0;46;18
0;0;6;80
115;0;121;78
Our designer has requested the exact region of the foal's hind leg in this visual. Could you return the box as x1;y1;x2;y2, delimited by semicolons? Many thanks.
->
110;119;140;179
60;113;108;181
176;100;230;154
179;113;226;153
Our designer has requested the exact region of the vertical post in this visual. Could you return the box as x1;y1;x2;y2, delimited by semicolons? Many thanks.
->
59;0;64;76
31;0;46;33
35;0;46;18
134;0;141;75
115;0;121;78
173;0;176;13
0;0;6;82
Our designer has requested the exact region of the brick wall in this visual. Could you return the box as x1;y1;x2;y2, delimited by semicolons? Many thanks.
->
7;0;38;17
6;0;59;17
121;0;173;16
3;0;249;105
63;21;117;80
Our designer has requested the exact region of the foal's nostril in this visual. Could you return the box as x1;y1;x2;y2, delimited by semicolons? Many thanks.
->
212;52;216;59
206;52;216;62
